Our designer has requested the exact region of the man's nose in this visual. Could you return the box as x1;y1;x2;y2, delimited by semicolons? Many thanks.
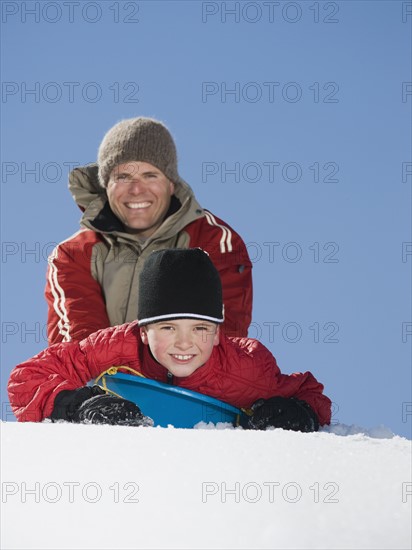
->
128;178;145;193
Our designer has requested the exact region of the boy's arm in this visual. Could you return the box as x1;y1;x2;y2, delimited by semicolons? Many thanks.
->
256;359;332;426
242;371;331;430
223;339;332;426
267;371;332;427
45;236;111;344
8;323;140;422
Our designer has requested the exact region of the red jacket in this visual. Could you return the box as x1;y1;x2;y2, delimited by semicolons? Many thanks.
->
8;322;332;426
45;165;253;343
46;217;252;344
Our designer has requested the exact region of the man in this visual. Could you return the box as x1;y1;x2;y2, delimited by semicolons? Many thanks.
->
46;117;253;344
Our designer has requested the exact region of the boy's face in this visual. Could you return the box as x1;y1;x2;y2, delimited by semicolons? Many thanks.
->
140;319;220;378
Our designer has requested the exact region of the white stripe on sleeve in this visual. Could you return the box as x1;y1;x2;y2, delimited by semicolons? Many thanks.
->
204;210;233;253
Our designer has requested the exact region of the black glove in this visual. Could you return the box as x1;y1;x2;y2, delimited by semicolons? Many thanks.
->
246;396;319;432
50;386;153;427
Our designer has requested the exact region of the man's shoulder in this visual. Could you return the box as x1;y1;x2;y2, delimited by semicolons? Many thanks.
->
186;209;235;231
48;229;105;263
184;210;248;257
55;228;104;248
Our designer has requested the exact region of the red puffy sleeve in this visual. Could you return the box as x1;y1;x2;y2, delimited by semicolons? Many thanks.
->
7;323;141;422
214;338;332;426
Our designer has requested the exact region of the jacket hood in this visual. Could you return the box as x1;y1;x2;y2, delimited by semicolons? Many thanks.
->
68;163;204;243
69;163;104;212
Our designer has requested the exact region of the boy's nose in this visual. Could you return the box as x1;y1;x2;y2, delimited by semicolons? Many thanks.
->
174;332;193;349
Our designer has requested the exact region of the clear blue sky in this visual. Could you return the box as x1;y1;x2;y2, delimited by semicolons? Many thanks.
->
1;0;411;438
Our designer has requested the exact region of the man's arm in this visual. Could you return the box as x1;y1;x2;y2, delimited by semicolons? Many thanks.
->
45;231;111;344
218;256;252;337
186;212;253;337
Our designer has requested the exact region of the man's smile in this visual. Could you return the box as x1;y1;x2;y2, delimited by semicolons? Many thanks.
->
125;201;151;209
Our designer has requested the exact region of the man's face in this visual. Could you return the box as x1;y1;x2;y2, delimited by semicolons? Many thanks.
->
140;319;220;378
107;161;175;238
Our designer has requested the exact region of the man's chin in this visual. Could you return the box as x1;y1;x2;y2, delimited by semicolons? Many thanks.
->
123;223;148;234
123;222;159;238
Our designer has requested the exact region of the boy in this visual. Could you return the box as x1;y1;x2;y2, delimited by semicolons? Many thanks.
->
8;249;331;431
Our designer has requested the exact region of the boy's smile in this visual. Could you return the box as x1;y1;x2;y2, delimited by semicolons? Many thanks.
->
140;319;220;377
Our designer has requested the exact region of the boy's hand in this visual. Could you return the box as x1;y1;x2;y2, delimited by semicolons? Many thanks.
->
246;396;319;432
51;385;153;426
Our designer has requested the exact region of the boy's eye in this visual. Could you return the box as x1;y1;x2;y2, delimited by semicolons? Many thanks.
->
195;326;211;332
160;325;174;331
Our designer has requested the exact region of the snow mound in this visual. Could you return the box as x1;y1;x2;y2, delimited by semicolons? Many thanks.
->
1;421;411;550
321;422;396;439
193;421;397;439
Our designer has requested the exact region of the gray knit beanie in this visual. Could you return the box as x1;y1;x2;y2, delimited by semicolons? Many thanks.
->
97;117;180;187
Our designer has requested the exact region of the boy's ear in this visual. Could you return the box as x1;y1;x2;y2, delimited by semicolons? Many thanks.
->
213;326;220;346
140;326;149;345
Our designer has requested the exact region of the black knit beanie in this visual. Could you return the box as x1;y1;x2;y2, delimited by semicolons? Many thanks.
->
138;249;224;326
97;117;180;187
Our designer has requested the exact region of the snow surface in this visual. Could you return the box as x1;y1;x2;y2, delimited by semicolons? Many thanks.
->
1;421;411;550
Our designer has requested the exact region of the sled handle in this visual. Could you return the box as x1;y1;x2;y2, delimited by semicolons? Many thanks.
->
94;366;146;398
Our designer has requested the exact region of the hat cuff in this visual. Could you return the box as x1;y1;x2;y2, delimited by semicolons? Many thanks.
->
138;312;224;327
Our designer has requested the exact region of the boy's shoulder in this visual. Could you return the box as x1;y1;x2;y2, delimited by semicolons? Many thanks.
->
223;334;274;358
82;320;140;347
213;335;280;385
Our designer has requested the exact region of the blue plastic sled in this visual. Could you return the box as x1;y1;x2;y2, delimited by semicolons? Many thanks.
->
95;370;243;429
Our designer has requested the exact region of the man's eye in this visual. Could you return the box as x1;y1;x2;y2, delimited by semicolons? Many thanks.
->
195;326;208;332
160;325;174;331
